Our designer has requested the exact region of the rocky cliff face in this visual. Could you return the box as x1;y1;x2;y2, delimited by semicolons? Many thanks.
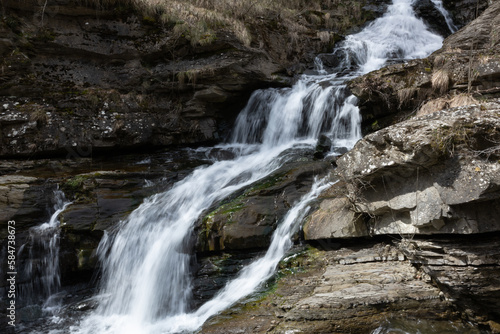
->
0;0;396;158
1;0;499;332
0;0;482;157
293;2;500;330
312;104;500;237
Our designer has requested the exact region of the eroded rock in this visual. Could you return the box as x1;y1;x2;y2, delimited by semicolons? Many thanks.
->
400;235;500;323
332;104;500;235
0;0;395;158
303;197;368;239
200;243;473;334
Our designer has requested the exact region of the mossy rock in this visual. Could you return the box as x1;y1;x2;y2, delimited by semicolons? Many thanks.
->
197;160;331;252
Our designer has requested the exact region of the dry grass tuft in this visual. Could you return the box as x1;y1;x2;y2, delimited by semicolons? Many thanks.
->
449;93;477;108
85;0;369;47
433;55;446;69
418;93;478;116
397;87;416;108
431;69;450;94
177;71;186;86
417;97;449;116
317;31;331;44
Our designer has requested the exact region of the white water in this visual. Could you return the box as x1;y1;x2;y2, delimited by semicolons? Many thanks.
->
431;0;458;33
72;1;446;333
19;189;71;310
337;0;443;74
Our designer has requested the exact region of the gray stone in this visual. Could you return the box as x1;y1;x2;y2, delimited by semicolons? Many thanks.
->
303;197;368;239
200;244;472;334
317;104;500;236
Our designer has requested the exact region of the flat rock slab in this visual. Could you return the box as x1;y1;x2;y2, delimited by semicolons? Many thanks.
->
201;243;467;334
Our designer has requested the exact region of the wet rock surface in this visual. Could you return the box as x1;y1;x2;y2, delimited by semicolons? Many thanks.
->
196;152;332;252
442;0;490;30
192;250;264;308
413;0;453;36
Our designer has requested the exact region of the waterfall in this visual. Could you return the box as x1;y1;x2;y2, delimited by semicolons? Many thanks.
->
431;0;458;33
146;178;334;334
18;189;71;311
338;0;443;74
72;1;447;333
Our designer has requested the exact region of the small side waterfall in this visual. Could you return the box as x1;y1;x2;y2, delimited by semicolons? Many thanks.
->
431;0;458;33
151;178;334;333
18;189;71;311
72;1;450;333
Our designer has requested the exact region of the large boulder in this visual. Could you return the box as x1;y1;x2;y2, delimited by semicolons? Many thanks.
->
327;103;500;236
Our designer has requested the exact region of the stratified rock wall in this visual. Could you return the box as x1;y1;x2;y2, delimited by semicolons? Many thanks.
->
0;0;395;158
328;104;500;236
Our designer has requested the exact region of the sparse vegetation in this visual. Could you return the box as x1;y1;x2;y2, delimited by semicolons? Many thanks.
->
431;68;450;94
83;0;372;47
418;93;478;116
397;87;416;108
62;174;97;201
430;122;476;156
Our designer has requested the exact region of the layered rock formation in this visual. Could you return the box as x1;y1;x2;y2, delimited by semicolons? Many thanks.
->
200;243;482;334
404;236;500;324
1;0;499;332
305;104;500;238
0;0;484;157
0;0;395;158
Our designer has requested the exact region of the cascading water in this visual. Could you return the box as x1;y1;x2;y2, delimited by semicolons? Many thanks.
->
431;0;458;33
18;189;71;311
72;1;448;333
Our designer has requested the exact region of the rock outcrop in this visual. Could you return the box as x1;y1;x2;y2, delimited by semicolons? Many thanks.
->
199;236;500;333
305;102;500;238
0;175;51;237
0;0;393;158
402;235;500;324
200;243;482;334
196;155;331;252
